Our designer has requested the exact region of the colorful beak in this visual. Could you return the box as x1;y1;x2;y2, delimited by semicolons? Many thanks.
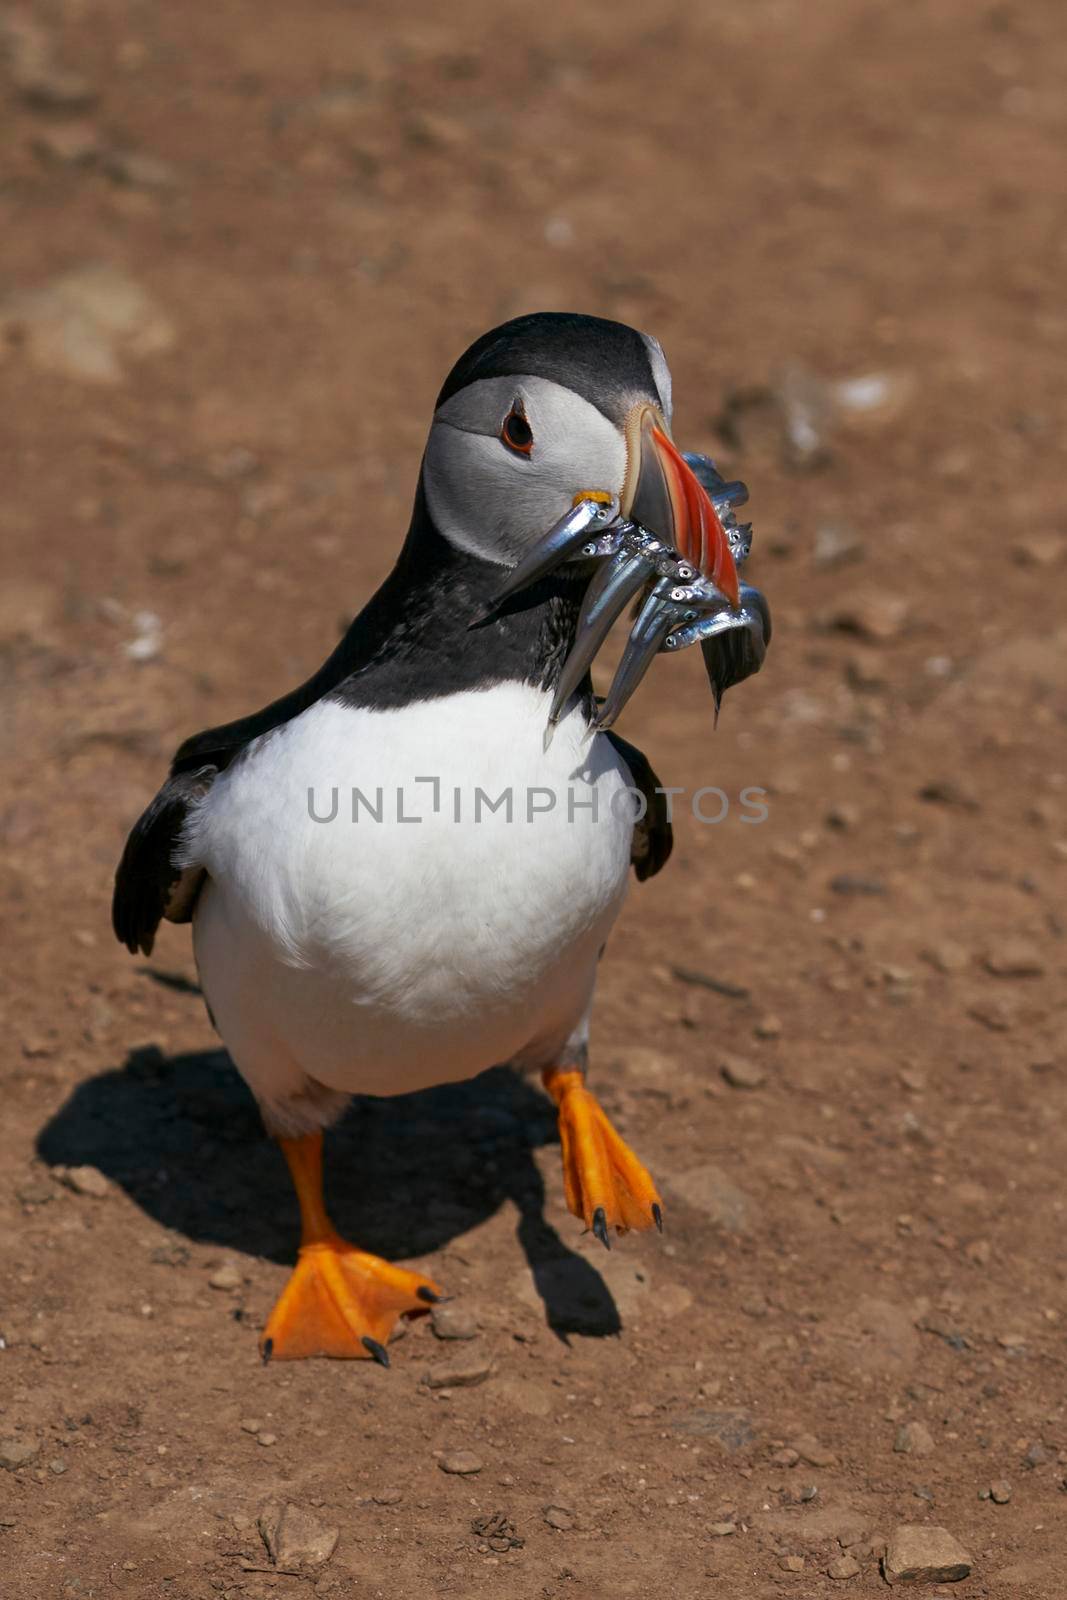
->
620;405;740;608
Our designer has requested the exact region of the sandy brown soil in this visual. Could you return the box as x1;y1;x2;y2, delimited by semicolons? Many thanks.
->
2;2;1066;1596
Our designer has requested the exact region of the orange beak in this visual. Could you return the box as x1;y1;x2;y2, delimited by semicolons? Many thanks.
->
620;404;740;608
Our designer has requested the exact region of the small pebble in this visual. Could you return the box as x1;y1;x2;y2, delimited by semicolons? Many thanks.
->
894;1421;935;1458
771;1447;799;1467
917;778;980;810
883;1524;971;1584
21;1037;57;1059
820;593;907;641
438;1449;484;1475
989;1480;1012;1504
828;1554;861;1580
373;1489;403;1505
969;999;1016;1033
721;1055;767;1090
16;62;97;111
983;940;1045;979
257;1433;277;1447
921;940;970;974
0;1439;39;1470
257;1502;338;1568
239;1418;262;1434
813;523;864;568
208;1263;242;1292
829;873;886;897
56;1165;110;1199
832;370;915;424
102;149;179;191
32;122;101;166
792;1434;837;1468
1013;534;1065;568
707;1521;737;1537
424;1357;493;1390
15;1176;54;1206
543;1505;575;1531
430;1304;478;1341
779;1554;805;1572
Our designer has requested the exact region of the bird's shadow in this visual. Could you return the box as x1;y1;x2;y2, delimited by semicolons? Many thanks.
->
35;1044;622;1340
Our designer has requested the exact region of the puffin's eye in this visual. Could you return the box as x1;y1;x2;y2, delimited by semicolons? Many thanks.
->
501;407;533;456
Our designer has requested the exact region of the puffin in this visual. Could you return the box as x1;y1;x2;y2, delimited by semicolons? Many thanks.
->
112;312;749;1364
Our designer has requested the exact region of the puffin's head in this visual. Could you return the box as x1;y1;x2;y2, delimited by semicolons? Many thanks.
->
422;312;718;575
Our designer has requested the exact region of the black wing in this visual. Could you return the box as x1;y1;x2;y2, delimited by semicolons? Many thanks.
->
111;765;218;955
604;730;673;881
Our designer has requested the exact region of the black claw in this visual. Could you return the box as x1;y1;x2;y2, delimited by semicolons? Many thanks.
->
261;1337;273;1366
592;1207;611;1250
416;1286;440;1304
361;1336;390;1368
652;1202;664;1234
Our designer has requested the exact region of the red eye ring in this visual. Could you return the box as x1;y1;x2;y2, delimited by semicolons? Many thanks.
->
501;406;533;455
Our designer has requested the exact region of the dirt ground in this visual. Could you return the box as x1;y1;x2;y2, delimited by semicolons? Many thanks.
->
2;1;1066;1596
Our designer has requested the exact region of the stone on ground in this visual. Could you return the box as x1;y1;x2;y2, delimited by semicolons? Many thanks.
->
883;1525;972;1584
258;1502;339;1568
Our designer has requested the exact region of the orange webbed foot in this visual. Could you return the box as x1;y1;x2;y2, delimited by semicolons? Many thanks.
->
261;1235;442;1363
261;1130;443;1363
543;1067;663;1245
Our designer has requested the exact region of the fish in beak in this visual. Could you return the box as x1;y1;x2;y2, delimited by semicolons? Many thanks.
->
538;408;747;733
475;403;767;741
620;404;740;608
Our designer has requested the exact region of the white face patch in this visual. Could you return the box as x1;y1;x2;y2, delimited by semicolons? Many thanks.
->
422;374;631;567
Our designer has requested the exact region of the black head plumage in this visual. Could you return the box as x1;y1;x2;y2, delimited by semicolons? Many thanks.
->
435;312;660;425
